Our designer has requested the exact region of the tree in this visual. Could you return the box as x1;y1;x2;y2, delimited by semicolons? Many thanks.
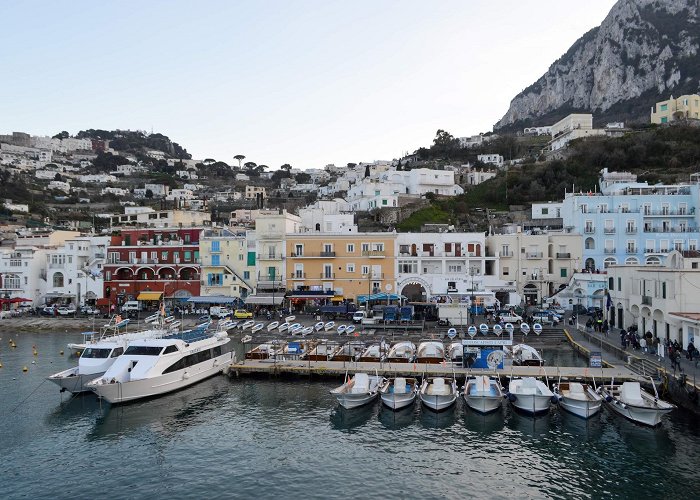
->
203;158;216;165
234;155;246;168
255;164;268;175
295;172;311;184
347;163;357;169
244;162;257;174
54;173;62;181
280;163;292;174
145;189;154;198
52;131;70;140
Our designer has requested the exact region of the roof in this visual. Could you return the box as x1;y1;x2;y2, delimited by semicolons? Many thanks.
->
668;312;700;323
187;295;241;305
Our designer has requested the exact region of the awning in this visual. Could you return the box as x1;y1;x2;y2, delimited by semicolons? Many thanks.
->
286;293;334;299
245;295;284;305
357;293;405;304
186;295;242;305
137;291;163;301
331;295;344;302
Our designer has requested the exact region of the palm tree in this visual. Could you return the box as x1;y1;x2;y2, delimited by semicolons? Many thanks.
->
234;155;246;168
244;161;257;174
280;163;292;173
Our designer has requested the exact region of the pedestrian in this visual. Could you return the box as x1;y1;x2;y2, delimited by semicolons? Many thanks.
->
640;336;647;353
602;320;609;337
688;340;696;361
620;329;627;348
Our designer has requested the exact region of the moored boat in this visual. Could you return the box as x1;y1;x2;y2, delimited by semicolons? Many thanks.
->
415;341;445;364
599;381;675;427
330;372;383;409
358;342;386;362
301;326;314;336
240;320;255;330
337;324;347;335
251;323;264;333
330;341;365;361
419;377;457;411
507;377;554;415
554;381;603;419
379;377;418;410
345;325;356;335
245;342;278;360
314;321;325;331
87;328;233;404
324;321;335;331
305;341;341;361
266;321;280;332
289;323;303;335
278;322;290;334
447;341;464;363
463;375;504;414
512;344;544;366
386;341;416;363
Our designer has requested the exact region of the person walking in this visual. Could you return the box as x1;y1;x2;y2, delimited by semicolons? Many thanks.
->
620;329;627;349
640;336;647;353
602;319;609;337
688;340;696;361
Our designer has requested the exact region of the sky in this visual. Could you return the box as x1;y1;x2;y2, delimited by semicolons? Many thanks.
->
1;0;617;169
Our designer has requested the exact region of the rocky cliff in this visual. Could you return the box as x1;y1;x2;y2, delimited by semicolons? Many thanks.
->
495;0;700;129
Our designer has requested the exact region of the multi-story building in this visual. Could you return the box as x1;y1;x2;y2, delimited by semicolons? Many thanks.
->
109;207;211;228
298;199;355;233
102;228;202;309
549;113;605;151
199;227;255;300
245;185;266;200
477;154;504;168
561;169;700;271
285;232;396;306
486;227;582;306
650;94;700;124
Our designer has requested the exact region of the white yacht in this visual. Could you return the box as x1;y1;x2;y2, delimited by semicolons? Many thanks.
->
87;328;233;404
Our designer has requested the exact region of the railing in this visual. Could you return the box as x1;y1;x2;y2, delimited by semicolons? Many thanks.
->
320;251;336;257
584;227;595;234
361;250;385;257
555;252;571;259
603;228;616;234
257;254;278;260
643;209;693;216
290;272;306;279
626;227;637;234
644;226;698;233
525;252;543;259
500;251;513;258
626;247;637;254
642;295;652;306
48;263;65;269
320;273;336;279
604;248;616;254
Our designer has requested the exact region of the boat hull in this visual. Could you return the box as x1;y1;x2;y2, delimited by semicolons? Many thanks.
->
48;367;105;393
89;351;233;404
605;399;673;427
559;396;603;419
381;392;416;410
415;357;444;364
510;394;551;415
420;393;456;412
334;393;377;410
464;394;503;414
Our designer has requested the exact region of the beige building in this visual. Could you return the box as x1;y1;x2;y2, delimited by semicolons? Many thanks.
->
651;94;700;124
549;113;605;151
245;185;266;200
487;228;582;305
199;227;256;300
285;232;397;304
251;210;300;301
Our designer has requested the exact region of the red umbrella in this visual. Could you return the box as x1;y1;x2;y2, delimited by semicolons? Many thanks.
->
10;297;32;303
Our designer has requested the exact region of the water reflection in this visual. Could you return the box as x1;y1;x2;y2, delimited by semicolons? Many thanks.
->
557;408;605;441
329;404;376;432
45;393;102;427
419;404;457;429
378;405;416;430
610;414;675;457
462;406;505;435
507;408;552;439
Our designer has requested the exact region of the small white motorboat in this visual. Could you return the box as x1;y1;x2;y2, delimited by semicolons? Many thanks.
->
240;320;255;330
419;377;457;411
447;341;463;363
285;315;296;323
512;344;544;366
463;375;504;414
314;321;325;331
554;381;603;419
416;341;445;364
278;322;290;334
267;321;280;332
337;324;348;335
330;373;383;409
324;321;335;331
306;341;341;361
241;335;253;344
379;377;419;410
345;325;356;335
228;320;240;329
386;341;416;363
330;341;365;361
599;381;675;427
289;323;303;335
507;377;555;415
251;323;264;333
358;342;386;362
301;326;314;336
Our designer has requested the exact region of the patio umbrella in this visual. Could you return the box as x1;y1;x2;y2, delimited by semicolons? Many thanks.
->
10;297;32;303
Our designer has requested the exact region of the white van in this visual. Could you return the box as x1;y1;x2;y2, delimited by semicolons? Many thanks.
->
121;301;141;313
352;310;367;324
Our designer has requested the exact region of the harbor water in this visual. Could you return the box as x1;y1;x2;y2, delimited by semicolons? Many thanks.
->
1;331;699;499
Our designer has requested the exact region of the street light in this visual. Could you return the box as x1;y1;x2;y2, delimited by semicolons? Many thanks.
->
469;267;477;325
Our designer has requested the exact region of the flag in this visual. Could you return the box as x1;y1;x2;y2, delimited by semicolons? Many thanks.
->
606;290;612;310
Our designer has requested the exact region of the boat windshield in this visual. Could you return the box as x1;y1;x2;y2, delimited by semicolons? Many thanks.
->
81;348;111;359
124;346;163;356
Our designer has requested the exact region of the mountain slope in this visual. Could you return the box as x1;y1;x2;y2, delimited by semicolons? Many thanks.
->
495;0;700;129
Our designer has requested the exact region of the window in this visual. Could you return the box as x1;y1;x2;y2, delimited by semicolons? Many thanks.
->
184;251;192;262
161;251;168;261
53;272;64;287
163;345;178;355
294;244;303;256
503;266;509;276
361;265;370;275
124;346;163;356
560;268;567;278
211;241;220;252
347;244;355;253
608;277;614;291
448;264;462;273
662;282;667;299
243;271;250;279
324;244;333;253
660;104;668;111
361;243;370;253
111;347;124;358
618;277;622;291
212;254;220;266
382;199;388;206
541;208;548;215
501;245;510;256
323;264;333;279
398;261;417;273
346;263;355;273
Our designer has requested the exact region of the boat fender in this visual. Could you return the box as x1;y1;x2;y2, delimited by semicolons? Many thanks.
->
183;372;190;380
507;392;517;403
551;395;560;404
620;403;626;409
605;395;613;403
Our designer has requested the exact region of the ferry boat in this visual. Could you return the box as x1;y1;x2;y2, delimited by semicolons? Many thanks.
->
86;326;233;404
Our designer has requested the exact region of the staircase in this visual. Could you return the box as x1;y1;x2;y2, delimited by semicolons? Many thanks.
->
627;356;663;379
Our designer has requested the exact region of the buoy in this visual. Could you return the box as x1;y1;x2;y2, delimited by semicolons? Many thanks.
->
22;366;28;372
31;360;36;364
59;350;64;355
0;361;3;368
33;350;38;356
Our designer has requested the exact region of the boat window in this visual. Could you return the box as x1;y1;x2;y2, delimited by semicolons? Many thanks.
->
212;346;222;357
110;347;124;358
81;348;111;359
163;345;179;355
162;358;186;374
124;346;163;356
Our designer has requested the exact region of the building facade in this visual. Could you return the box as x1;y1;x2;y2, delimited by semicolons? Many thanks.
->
199;227;256;300
650;94;700;124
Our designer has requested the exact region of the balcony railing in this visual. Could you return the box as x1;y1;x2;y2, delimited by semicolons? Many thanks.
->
361;250;385;257
320;273;336;279
643;208;694;216
500;251;513;258
603;228;616;234
626;227;637;234
626;247;637;254
584;227;595;234
290;272;306;279
555;252;571;259
525;252;543;259
642;295;652;306
644;226;697;233
604;248;616;254
48;262;65;269
320;251;336;257
257;254;279;260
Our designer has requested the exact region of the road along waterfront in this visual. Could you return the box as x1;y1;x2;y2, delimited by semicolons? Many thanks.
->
1;330;699;499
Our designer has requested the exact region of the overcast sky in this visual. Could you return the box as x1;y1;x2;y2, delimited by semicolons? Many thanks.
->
2;0;616;169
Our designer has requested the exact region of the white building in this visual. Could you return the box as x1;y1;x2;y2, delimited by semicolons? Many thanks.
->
549;113;606;151
109;207;211;228
80;174;118;184
531;202;563;220
477;154;504;168
48;180;71;192
3;200;29;213
523;126;552;136
166;189;194;201
299;199;355;233
245;186;266;200
101;187;129;197
144;184;170;197
466;169;497;186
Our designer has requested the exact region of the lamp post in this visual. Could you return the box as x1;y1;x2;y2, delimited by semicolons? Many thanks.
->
469;267;476;325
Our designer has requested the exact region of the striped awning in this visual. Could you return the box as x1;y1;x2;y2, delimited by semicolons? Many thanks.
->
137;291;163;301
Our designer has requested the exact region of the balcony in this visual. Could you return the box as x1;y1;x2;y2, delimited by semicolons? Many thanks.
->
525;252;543;259
361;250;385;257
584;227;595;234
603;228;616;234
626;247;637;254
320;273;336;279
500;251;513;258
626;227;637;234
555;252;571;259
289;252;336;258
604;248;616;254
643;208;694;216
49;262;65;269
257;254;279;260
644;226;698;233
290;272;306;279
642;295;652;306
320;251;336;257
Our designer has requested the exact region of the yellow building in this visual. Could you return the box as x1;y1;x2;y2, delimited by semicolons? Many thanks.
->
651;94;700;124
199;227;256;299
285;232;396;304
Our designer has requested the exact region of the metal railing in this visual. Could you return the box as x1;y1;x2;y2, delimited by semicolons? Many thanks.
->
555;252;570;259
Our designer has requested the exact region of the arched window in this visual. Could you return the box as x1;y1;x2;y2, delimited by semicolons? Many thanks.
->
53;272;64;287
585;237;595;250
646;256;661;265
625;257;639;265
603;257;617;268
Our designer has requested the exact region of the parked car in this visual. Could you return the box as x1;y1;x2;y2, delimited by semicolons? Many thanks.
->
352;310;367;324
80;305;99;315
210;307;232;319
41;306;56;316
233;309;252;319
572;304;587;315
546;305;566;315
57;306;77;316
533;311;560;325
497;310;522;323
587;306;603;316
485;305;496;315
121;301;142;313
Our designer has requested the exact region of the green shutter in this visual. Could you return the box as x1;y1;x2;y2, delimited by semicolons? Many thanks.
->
247;251;256;266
